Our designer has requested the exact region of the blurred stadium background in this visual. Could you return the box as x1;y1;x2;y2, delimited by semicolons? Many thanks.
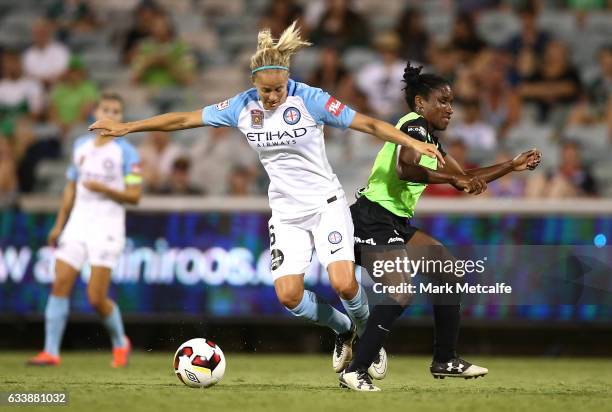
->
1;0;612;356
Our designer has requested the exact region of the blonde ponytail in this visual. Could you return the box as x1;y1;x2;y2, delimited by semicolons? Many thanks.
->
250;21;311;75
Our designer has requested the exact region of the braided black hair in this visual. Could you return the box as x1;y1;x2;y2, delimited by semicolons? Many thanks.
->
402;63;450;112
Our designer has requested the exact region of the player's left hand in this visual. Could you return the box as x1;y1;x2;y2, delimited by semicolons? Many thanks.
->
512;148;542;171
83;180;109;194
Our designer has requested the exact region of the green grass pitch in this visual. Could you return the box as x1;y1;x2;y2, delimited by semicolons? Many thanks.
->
1;353;611;412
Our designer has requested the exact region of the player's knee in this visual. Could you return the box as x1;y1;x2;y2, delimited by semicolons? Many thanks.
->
50;281;71;297
276;289;303;309
87;290;105;310
330;278;358;300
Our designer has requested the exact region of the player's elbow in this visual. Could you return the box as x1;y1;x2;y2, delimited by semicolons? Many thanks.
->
397;165;428;183
367;118;385;135
351;113;378;135
178;111;203;129
124;192;141;205
128;195;142;205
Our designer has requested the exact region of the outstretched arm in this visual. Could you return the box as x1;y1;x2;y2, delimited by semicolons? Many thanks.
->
89;110;204;137
443;149;542;183
397;147;487;194
349;112;445;165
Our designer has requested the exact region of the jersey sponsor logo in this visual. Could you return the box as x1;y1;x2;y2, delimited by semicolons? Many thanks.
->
246;127;307;147
283;107;301;125
270;249;284;271
325;96;345;117
328;231;343;244
355;236;376;245
81;172;116;183
215;99;230;111
405;126;427;138
387;237;404;244
250;109;264;129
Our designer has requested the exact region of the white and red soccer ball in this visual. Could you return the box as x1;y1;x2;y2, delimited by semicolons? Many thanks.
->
173;338;226;388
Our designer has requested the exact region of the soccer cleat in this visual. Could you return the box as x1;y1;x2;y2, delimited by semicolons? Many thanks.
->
332;324;356;372
368;347;388;380
339;369;381;392
27;351;61;366
430;358;488;379
111;336;131;368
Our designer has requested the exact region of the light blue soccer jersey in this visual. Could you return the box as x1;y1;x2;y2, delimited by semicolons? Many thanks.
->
63;134;141;240
202;79;356;219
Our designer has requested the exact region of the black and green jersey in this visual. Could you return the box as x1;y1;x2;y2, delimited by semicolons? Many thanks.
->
361;112;446;218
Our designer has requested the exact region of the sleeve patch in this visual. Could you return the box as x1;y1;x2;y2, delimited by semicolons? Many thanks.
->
404;126;427;138
215;100;230;111
325;96;345;117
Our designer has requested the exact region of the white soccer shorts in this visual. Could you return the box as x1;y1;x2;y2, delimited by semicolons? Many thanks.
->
55;232;125;270
268;195;355;280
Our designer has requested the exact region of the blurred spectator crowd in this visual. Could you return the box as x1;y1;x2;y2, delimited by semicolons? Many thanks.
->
0;0;611;207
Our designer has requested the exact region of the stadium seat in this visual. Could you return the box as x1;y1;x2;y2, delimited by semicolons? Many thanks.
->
477;10;520;47
586;11;612;35
81;48;119;71
343;48;377;72
35;159;71;194
563;124;610;164
32;123;61;142
537;10;576;42
505;121;554;146
591;153;612;196
0;10;39;40
291;48;320;81
423;12;453;43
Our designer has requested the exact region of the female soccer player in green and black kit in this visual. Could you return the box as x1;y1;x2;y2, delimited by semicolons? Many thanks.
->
339;64;542;391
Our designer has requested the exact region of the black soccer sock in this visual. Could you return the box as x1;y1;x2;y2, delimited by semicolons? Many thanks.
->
433;304;461;362
347;303;405;372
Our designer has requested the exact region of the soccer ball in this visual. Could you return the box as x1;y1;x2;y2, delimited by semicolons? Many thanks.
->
173;338;226;388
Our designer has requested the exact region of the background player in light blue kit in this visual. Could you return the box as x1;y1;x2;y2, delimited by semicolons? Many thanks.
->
28;93;142;368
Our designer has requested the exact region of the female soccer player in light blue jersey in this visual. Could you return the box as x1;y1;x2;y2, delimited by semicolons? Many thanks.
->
29;93;142;367
89;22;443;377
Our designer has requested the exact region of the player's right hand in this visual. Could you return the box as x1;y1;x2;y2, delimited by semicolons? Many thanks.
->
452;175;487;195
88;119;130;137
48;226;61;247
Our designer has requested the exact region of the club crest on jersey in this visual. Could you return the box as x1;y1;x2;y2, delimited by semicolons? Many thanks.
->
251;109;264;129
215;99;230;111
283;107;301;125
328;231;343;244
325;96;345;117
103;159;114;171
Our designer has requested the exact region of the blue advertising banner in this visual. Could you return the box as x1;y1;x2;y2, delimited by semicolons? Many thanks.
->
1;210;611;322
